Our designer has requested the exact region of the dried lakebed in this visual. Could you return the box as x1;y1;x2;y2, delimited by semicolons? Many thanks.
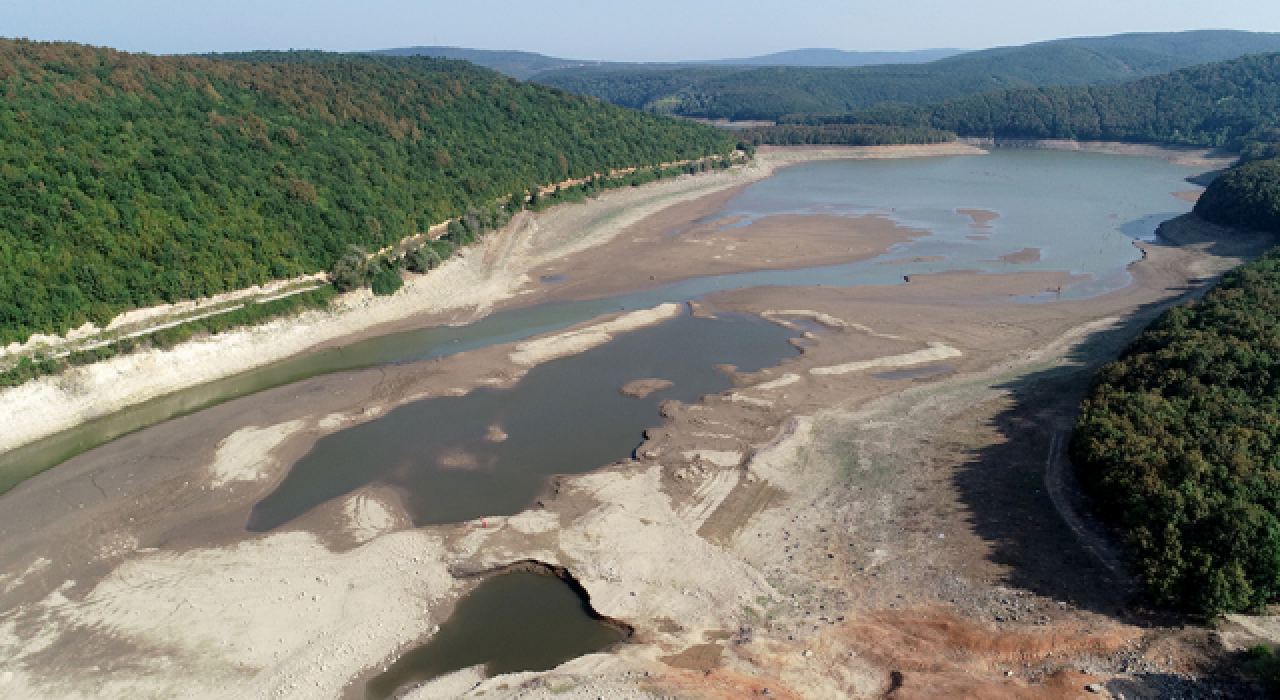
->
2;149;1260;700
0;149;1200;493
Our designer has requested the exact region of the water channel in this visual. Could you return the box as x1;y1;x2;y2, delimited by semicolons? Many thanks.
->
0;150;1197;494
0;150;1204;691
249;309;799;530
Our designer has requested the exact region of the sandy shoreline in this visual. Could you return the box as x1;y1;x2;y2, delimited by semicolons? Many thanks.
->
957;137;1238;168
0;143;985;458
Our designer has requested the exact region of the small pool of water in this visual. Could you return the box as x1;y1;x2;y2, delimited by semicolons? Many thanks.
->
248;309;799;530
362;571;625;699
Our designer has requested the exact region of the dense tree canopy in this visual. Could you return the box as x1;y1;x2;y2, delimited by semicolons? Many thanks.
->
1195;158;1280;233
1073;248;1280;615
536;33;1280;122
0;40;734;344
801;53;1280;151
734;123;956;147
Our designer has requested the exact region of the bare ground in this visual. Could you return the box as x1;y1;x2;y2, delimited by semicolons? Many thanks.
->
0;144;976;456
2;146;1278;699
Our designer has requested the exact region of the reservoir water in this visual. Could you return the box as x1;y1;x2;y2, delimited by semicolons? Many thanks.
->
1;150;1198;496
0;149;1207;691
249;309;799;529
362;571;627;699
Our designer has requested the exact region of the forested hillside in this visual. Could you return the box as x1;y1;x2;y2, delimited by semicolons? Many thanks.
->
1072;244;1280;615
536;31;1280;121
1049;51;1280;617
0;40;733;345
1195;159;1280;232
735;123;956;147
798;52;1280;150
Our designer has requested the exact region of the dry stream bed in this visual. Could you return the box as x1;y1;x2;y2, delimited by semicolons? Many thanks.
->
3;146;1279;699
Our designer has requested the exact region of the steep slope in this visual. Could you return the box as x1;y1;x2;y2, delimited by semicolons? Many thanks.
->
0;41;733;344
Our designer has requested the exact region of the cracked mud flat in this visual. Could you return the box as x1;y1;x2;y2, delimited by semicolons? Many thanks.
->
3;147;1279;699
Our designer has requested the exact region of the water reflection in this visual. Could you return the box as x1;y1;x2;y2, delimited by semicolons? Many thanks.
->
248;311;798;530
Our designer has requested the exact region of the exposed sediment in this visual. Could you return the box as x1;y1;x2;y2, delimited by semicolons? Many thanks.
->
619;379;675;399
3;147;1271;700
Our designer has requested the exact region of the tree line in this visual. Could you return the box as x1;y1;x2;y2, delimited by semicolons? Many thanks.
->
796;52;1280;151
0;40;735;345
535;33;1280;122
1072;244;1280;615
733;123;956;147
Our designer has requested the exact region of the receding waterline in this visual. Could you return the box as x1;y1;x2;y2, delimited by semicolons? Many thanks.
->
1;150;1199;495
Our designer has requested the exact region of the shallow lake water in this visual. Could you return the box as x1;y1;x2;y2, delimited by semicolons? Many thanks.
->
0;148;1207;690
362;571;625;699
2;150;1198;497
706;149;1195;299
249;309;798;530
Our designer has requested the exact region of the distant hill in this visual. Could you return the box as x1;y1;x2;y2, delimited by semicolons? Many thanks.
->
368;46;598;80
685;48;967;67
536;30;1280;121
1065;29;1280;65
365;46;967;80
800;51;1280;150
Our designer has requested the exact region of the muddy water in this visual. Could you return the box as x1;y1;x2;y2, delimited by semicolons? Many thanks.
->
1;150;1199;494
708;149;1196;299
250;309;797;530
363;571;625;699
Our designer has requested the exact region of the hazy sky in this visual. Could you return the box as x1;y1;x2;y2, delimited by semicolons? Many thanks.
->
5;0;1280;61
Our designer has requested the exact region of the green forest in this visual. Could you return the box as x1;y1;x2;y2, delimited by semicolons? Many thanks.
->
1038;51;1280;615
1195;158;1280;233
1072;246;1280;615
734;123;956;147
799;52;1280;150
536;32;1280;122
0;40;734;345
